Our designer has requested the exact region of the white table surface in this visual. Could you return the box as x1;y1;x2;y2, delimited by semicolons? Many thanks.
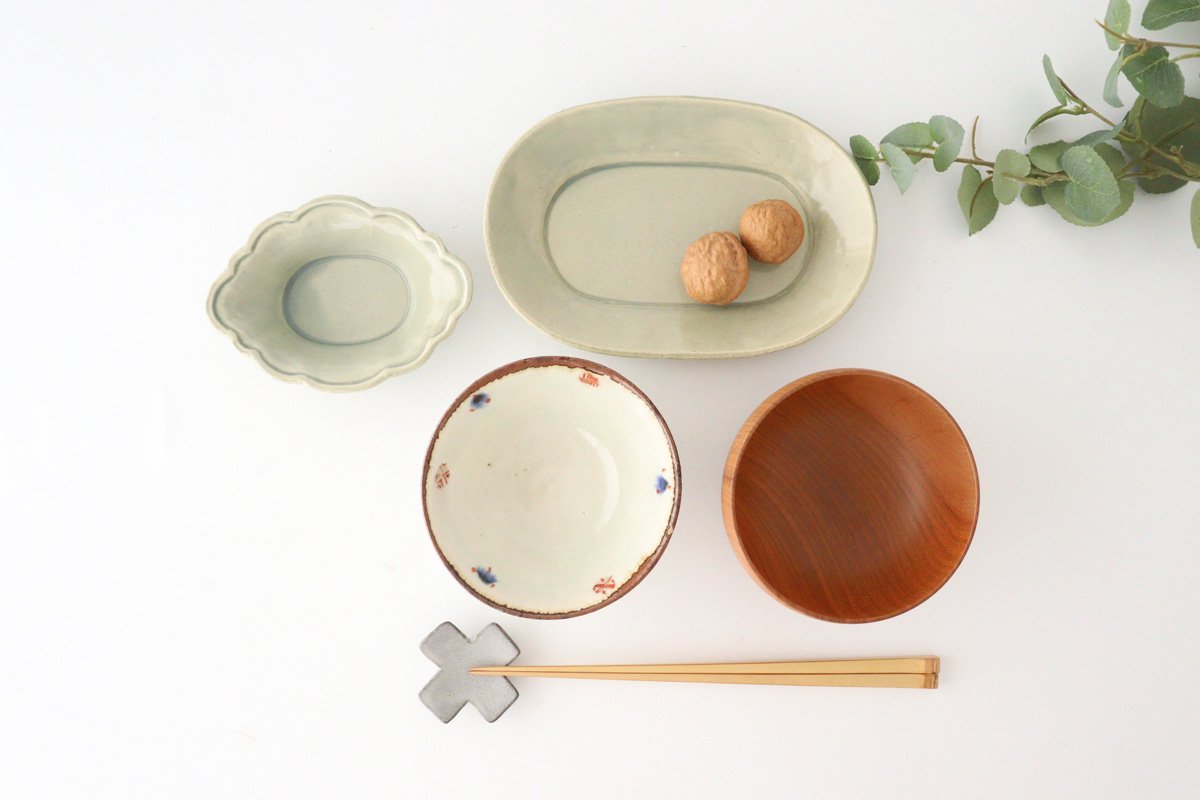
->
3;1;1198;797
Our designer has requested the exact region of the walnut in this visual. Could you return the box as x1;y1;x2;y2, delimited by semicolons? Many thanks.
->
679;231;749;305
738;200;805;264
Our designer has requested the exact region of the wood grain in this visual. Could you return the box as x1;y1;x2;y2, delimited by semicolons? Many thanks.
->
722;369;979;623
469;670;936;689
472;657;938;675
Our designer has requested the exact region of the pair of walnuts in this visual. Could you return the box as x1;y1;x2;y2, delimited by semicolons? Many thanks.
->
679;199;805;305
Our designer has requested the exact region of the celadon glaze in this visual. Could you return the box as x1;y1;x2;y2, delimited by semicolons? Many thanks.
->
423;358;680;618
208;195;472;390
485;96;877;358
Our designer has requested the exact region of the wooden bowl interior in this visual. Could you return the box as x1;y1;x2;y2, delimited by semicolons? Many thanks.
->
725;371;978;623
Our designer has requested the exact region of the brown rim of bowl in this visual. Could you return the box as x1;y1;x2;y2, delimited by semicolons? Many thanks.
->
720;368;980;623
421;355;683;620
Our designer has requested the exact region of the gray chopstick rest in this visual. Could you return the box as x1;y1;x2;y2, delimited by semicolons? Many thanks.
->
419;622;520;723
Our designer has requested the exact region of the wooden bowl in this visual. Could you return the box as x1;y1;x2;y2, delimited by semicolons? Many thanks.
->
722;369;979;623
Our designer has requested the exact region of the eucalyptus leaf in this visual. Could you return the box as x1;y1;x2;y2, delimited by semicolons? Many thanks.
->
1191;188;1200;247
1141;0;1200;30
929;115;964;172
1059;145;1121;223
1103;52;1124;107
1028;140;1071;173
880;142;917;192
1074;126;1120;147
993;149;1032;204
1043;54;1069;105
1105;0;1131;49
1043;144;1134;226
1121;45;1185;108
882;122;934;162
850;135;881;185
1121;96;1200;193
1027;105;1075;140
1020;185;1046;206
957;166;999;235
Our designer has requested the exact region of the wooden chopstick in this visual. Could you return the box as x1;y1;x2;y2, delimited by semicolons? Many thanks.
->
474;657;937;676
469;669;936;688
470;657;939;689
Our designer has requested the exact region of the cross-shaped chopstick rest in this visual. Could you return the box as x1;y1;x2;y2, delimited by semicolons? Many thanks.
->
420;622;940;723
419;622;520;723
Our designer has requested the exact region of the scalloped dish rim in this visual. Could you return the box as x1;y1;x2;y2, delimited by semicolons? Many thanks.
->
208;195;472;391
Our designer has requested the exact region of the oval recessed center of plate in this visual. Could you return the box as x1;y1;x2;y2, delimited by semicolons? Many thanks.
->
545;163;809;305
283;255;410;345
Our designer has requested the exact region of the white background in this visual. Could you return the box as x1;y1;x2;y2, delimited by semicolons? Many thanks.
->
3;1;1198;797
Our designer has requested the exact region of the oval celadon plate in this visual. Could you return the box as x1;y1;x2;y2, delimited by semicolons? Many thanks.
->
485;97;877;359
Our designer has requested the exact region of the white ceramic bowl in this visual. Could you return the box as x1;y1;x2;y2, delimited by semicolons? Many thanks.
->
423;357;681;618
208;195;471;391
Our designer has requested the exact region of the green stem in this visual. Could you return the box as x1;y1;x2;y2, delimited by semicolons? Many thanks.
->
1109;144;1179;181
1141;122;1200;177
878;150;995;169
1020;174;1070;186
1116;150;1165;179
1095;20;1200;50
1121;172;1200;181
1172;51;1200;62
1117;152;1148;177
1058;78;1200;177
1059;79;1119;127
875;148;1066;183
1117;151;1196;182
1145;167;1196;181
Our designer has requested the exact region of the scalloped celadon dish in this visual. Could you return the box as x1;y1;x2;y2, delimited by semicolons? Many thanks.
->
208;196;471;390
485;97;877;359
423;357;681;619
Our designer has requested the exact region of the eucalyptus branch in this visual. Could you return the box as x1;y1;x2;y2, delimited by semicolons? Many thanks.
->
1059;78;1197;176
1136;126;1199;175
1096;20;1200;50
851;1;1200;243
872;150;995;169
882;147;1070;183
896;138;1186;185
1059;79;1119;127
1119;152;1197;181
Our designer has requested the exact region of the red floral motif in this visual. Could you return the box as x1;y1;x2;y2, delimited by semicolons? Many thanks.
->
434;463;450;489
578;372;600;388
593;576;616;595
